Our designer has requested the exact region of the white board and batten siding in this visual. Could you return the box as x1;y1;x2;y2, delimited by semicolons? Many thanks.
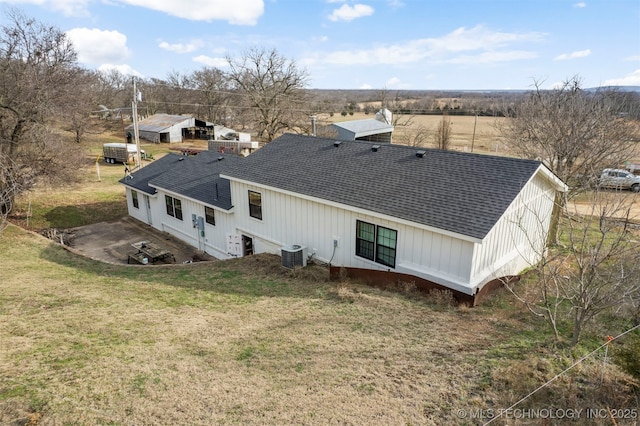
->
228;181;478;294
469;169;557;289
128;187;237;260
125;188;149;224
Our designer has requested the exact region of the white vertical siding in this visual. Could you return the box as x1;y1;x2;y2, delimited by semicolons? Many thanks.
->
470;172;556;288
125;188;147;224
125;187;236;260
229;181;477;294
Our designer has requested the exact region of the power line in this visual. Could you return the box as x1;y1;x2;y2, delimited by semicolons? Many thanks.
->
483;323;640;425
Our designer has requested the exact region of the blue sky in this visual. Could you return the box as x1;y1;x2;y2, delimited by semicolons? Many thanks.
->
0;0;638;90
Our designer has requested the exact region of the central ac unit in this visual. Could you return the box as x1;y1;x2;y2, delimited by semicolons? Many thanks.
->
281;244;307;269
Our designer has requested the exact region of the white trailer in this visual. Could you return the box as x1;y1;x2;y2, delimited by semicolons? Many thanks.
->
103;143;145;164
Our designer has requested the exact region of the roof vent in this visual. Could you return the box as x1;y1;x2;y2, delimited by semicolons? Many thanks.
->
217;156;224;161
178;157;185;161
333;141;342;148
372;145;380;152
416;150;426;158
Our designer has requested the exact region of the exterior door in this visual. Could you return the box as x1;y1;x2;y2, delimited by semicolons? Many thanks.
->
144;195;152;225
242;235;254;256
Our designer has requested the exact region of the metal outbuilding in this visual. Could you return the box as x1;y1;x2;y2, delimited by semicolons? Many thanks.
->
331;108;394;143
125;114;214;143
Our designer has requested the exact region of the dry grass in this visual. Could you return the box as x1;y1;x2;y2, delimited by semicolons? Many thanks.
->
1;226;637;425
0;226;502;425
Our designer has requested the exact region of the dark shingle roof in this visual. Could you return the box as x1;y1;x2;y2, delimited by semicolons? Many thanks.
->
120;151;242;210
119;154;183;195
222;133;545;240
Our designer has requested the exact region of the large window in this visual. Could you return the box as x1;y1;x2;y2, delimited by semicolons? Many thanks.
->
131;190;139;209
205;206;215;226
355;220;397;268
165;195;183;220
248;190;262;220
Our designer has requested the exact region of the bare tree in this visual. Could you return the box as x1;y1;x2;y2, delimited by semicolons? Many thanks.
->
226;47;309;142
395;125;431;147
500;76;638;192
95;68;132;115
0;9;85;223
65;70;102;143
191;67;232;124
498;76;639;244
434;113;452;150
503;190;640;346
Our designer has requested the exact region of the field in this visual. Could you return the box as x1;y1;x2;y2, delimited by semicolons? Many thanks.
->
1;125;638;424
326;112;507;155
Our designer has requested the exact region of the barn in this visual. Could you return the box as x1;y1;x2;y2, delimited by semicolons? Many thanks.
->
121;133;567;304
125;114;213;143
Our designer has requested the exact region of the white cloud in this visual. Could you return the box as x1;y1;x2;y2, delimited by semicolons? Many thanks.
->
328;4;374;22
159;40;203;54
573;2;587;8
385;77;401;87
0;0;91;16
554;49;591;61
192;55;228;68
114;0;264;24
359;83;372;89
625;55;640;61
98;63;144;77
66;28;131;65
320;25;545;65
603;69;640;86
447;50;538;64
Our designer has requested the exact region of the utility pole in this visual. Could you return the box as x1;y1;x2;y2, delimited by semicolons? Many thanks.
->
471;113;477;153
132;78;142;169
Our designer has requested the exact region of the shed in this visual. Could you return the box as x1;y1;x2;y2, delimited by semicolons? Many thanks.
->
331;108;394;143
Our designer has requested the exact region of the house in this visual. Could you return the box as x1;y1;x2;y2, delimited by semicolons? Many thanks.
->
121;133;567;305
331;109;394;143
125;114;213;143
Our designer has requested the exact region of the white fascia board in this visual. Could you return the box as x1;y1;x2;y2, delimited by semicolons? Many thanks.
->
220;175;482;244
536;164;568;192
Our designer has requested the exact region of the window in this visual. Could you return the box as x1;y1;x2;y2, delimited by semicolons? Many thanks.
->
131;190;139;209
376;226;397;268
356;220;375;261
205;206;215;226
355;220;397;268
165;195;183;220
248;190;262;220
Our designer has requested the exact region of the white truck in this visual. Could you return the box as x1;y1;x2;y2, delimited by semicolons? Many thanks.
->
102;143;145;164
598;168;640;192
